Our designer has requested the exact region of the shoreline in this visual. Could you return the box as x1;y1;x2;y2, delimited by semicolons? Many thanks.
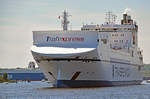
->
0;76;16;83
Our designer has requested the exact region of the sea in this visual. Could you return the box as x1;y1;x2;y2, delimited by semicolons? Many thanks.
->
0;81;150;99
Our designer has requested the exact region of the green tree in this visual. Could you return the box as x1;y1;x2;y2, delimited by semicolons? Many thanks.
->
3;73;8;80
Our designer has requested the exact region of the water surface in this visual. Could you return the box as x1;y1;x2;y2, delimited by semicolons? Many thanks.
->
0;81;150;99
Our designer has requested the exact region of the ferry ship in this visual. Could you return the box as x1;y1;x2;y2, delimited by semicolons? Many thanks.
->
31;10;143;87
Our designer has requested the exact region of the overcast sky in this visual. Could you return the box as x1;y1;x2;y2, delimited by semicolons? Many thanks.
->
0;0;150;68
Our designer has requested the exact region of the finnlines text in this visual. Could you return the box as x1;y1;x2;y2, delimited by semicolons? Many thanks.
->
46;36;84;42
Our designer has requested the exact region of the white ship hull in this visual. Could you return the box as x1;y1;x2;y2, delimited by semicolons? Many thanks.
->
32;49;142;87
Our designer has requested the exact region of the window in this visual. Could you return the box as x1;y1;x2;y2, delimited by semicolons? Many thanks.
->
114;40;118;42
115;34;118;36
119;40;123;43
113;28;117;30
120;34;124;36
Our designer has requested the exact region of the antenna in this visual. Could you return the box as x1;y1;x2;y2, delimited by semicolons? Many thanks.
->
112;14;117;24
105;12;117;24
59;10;71;31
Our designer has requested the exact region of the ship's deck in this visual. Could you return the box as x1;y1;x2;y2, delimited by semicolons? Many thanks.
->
31;45;96;55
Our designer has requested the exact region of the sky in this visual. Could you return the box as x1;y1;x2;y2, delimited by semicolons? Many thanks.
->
0;0;150;68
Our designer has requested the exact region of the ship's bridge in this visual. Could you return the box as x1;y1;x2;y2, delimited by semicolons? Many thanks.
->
81;24;137;32
81;13;138;51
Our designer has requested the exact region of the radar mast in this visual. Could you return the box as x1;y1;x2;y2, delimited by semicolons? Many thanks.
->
105;12;117;24
60;10;71;31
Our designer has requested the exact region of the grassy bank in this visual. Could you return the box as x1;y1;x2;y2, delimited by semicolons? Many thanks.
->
141;64;150;78
0;76;16;83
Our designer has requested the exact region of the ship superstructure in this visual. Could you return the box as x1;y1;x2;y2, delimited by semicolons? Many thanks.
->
31;10;143;87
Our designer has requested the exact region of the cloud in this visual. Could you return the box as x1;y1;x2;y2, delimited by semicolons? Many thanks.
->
123;8;131;14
